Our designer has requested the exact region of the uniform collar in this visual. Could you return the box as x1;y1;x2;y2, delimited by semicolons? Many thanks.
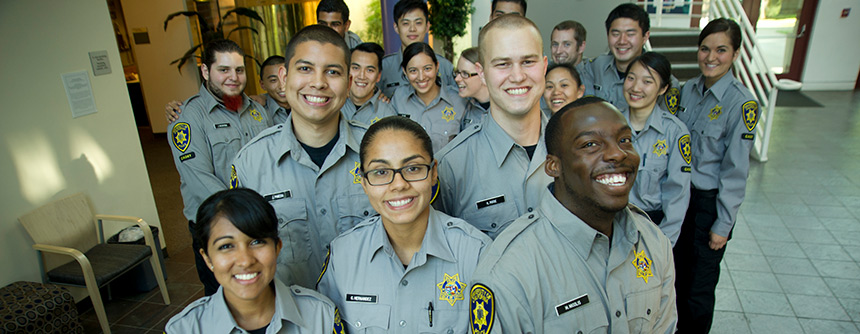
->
539;183;641;261
483;110;548;168
274;114;360;169
598;54;619;75
208;279;306;333
369;208;456;265
690;69;734;102
624;103;669;135
265;93;289;121
345;88;382;117
197;83;251;115
405;81;454;107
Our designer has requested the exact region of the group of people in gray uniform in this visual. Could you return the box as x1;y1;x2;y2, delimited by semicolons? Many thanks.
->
164;0;759;333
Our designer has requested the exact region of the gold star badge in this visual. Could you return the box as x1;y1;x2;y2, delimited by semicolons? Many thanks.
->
708;105;722;121
442;106;456;122
652;139;668;157
349;161;362;184
632;250;654;283
437;273;465;306
250;109;263;122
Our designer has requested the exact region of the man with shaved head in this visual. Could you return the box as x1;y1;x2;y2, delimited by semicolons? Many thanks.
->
436;14;551;239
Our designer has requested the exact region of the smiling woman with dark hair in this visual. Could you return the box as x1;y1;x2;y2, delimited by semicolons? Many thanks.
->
317;116;490;333
165;188;345;333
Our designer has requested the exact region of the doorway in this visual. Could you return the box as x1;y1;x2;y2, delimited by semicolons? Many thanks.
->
753;0;818;80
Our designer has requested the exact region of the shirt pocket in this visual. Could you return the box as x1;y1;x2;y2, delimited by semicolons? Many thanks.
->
343;303;391;333
271;199;312;264
335;194;376;234
547;301;608;334
634;155;668;210
460;198;517;236
207;130;242;170
625;287;662;333
692;121;724;160
418;308;465;334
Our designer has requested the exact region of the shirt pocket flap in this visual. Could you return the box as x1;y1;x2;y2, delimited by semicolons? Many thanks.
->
344;303;391;331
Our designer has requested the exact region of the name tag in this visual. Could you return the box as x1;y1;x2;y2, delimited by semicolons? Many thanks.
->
476;195;505;209
346;294;378;303
555;294;589;316
214;123;231;129
593;84;602;91
264;190;291;202
398;113;411;119
386;82;401;88
741;133;754;140
179;152;196;162
681;166;691;173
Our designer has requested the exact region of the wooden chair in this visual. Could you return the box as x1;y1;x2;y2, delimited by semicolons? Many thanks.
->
19;193;170;334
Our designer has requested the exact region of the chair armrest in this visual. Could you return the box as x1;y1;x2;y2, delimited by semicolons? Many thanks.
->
32;243;94;274
94;215;158;258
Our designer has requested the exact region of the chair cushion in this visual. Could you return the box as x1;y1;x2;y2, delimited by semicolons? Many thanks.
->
0;281;83;333
46;244;152;287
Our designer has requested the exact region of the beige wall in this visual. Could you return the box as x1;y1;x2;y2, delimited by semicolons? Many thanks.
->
0;0;162;299
121;0;200;134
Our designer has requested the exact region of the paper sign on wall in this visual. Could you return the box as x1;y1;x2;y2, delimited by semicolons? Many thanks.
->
61;70;98;118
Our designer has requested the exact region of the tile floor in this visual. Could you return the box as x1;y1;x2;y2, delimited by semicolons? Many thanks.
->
81;90;860;333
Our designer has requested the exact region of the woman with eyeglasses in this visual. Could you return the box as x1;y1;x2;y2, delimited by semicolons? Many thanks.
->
390;42;468;153
317;116;491;333
166;188;345;333
454;47;490;129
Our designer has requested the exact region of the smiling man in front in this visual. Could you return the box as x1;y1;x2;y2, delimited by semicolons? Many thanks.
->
468;97;676;333
231;25;375;289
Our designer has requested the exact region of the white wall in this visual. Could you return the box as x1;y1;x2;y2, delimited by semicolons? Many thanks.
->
0;0;162;300
121;0;200;134
801;0;860;90
471;0;626;60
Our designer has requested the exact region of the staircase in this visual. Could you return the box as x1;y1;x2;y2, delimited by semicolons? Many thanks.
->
648;28;701;84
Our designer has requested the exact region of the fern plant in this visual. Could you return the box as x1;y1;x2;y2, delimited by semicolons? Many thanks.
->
164;7;265;72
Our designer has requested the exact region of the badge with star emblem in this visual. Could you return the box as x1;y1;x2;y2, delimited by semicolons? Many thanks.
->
632;250;654;283
652;139;668;157
332;307;346;334
678;134;691;164
742;100;758;131
370;117;381;125
250;109;263;122
230;165;238;189
442;106;456;122
171;122;191;152
708;105;722;121
349;161;362;184
437;273;465;306
470;284;495;334
664;87;680;115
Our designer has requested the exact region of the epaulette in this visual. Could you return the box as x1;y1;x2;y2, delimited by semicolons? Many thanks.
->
347;119;369;130
627;203;651;220
289;285;337;309
436;122;482;157
182;94;201;106
170;295;211;320
442;217;492;245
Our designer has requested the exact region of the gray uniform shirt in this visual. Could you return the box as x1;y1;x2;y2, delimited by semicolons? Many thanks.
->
581;54;681;114
345;30;363;50
461;97;489;130
317;208;491;333
265;93;290;124
435;112;552;239
168;84;272;221
165;279;345;334
390;82;468;153
341;89;397;126
379;51;457;97
232;116;376;288
469;185;677;334
623;103;692;245
676;70;759;237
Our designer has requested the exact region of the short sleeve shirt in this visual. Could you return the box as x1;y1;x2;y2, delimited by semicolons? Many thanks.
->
581;54;682;114
231;116;376;288
676;70;759;237
435;112;552;239
623;104;692;245
379;51;457;98
165;279;345;333
168;84;272;221
317;208;491;333
468;185;677;334
390;82;468;152
460;97;489;130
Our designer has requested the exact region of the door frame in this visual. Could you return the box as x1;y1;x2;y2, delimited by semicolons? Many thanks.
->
777;0;818;81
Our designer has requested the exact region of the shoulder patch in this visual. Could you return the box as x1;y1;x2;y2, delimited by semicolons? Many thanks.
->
678;134;692;164
664;87;680;115
742;100;758;131
470;283;495;334
230;165;238;189
332;307;346;334
430;178;440;205
316;248;331;288
171;122;191;152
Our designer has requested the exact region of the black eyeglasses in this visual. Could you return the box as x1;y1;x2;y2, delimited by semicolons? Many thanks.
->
453;70;479;78
363;164;432;186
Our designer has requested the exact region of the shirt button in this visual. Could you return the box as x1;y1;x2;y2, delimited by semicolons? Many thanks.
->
647;308;651;315
448;330;454;334
399;320;406;327
577;331;583;334
447;222;453;227
355;321;361;328
363;210;369;216
320;208;327;215
527;207;533;212
616;310;621;317
528;214;534;219
294;288;301;293
401;280;408;286
491;223;497;228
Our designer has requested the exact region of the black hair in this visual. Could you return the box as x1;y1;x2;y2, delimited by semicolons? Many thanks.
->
202;39;244;68
491;0;527;16
352;42;385;71
401;42;441;86
624;51;672;90
605;3;650;34
553;20;587;47
283;25;350;72
260;55;285;78
545;96;608;156
194;188;279;255
316;0;350;23
699;18;742;51
546;62;583;87
359;116;434;170
393;0;429;22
